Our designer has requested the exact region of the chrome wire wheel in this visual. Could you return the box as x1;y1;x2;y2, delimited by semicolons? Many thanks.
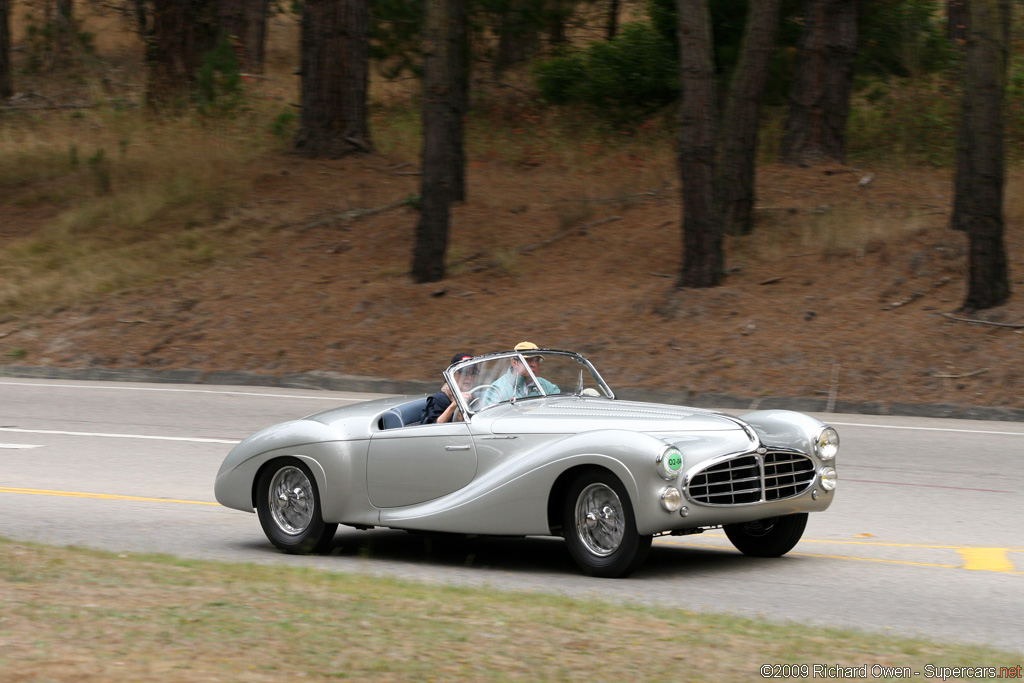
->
574;482;626;557
562;470;651;577
268;465;315;536
256;458;337;554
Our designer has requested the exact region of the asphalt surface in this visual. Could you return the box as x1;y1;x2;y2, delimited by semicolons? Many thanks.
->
1;376;1022;656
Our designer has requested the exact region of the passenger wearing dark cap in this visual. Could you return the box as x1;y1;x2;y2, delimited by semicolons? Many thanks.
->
421;353;475;424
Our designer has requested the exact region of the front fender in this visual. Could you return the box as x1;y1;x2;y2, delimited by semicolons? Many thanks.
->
739;409;829;454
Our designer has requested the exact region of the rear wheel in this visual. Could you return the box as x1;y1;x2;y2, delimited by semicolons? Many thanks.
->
562;470;651;578
723;513;808;557
256;459;337;554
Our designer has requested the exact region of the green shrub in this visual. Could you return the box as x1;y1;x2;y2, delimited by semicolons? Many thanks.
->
196;36;245;114
534;22;678;125
270;109;298;141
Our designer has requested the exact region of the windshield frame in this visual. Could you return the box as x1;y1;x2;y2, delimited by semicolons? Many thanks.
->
444;349;615;418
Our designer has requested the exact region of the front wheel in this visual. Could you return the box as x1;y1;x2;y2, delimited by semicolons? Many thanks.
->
723;513;808;557
562;470;651;578
256;459;338;554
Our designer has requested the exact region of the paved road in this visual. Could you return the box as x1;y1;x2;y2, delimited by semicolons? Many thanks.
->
2;378;1022;654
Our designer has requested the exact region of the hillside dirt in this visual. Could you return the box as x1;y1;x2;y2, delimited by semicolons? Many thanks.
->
2;148;1022;412
1;14;1022;414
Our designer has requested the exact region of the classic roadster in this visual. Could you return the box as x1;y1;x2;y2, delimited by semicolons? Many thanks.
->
215;349;839;577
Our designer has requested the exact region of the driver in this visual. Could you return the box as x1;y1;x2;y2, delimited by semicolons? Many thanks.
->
492;341;559;400
422;353;475;424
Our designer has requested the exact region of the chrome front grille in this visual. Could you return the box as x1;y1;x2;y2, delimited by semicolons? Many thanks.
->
687;450;816;506
764;451;817;501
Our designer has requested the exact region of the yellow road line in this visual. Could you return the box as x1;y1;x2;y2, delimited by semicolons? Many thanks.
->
657;537;1023;574
0;486;218;506
658;534;1024;553
958;547;1016;572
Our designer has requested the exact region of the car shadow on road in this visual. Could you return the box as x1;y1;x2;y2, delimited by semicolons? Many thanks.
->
235;527;773;578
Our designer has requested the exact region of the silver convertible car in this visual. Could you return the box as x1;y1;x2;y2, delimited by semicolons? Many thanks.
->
215;349;839;577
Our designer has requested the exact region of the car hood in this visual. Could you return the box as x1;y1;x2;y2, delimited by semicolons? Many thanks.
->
484;398;746;435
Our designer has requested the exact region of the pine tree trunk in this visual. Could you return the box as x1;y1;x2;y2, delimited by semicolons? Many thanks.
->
412;0;467;283
954;0;1011;312
716;0;781;236
677;0;722;289
56;0;74;64
495;1;539;75
219;0;267;73
607;0;619;40
948;0;968;46
294;0;372;158
780;0;858;165
548;0;567;46
0;0;11;100
146;0;220;107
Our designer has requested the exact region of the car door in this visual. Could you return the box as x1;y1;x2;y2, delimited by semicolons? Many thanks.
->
366;422;478;508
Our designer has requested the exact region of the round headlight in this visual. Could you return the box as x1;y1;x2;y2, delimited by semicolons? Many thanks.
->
815;427;840;461
661;487;683;512
820;467;837;491
656;446;684;480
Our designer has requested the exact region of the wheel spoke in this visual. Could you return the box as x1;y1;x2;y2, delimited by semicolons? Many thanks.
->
268;466;314;535
575;483;625;557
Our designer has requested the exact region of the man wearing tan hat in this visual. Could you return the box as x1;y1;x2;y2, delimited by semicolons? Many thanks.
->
492;341;560;400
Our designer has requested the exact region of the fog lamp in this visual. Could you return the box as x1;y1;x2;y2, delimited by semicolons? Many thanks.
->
661;487;683;512
820;467;837;491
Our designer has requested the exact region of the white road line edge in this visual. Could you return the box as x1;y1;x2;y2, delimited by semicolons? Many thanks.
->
0;443;43;449
3;381;1022;436
0;427;240;445
829;421;1024;437
0;381;365;402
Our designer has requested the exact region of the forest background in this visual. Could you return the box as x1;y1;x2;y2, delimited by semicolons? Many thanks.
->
0;0;1022;414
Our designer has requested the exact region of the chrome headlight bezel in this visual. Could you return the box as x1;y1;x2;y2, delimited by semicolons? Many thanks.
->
656;445;684;480
814;426;840;461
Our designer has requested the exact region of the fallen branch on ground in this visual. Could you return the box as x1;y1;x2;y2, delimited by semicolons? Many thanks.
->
930;368;989;379
938;313;1024;329
297;199;409;232
0;103;96;111
556;191;663;205
460;216;622;272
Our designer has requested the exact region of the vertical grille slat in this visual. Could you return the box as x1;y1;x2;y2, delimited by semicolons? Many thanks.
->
688;451;816;505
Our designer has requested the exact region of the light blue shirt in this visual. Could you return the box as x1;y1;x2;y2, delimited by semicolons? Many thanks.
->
491;368;560;401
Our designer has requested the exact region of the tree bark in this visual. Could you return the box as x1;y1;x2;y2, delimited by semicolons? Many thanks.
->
780;0;858;165
495;1;539;75
947;0;969;47
412;0;468;283
676;0;722;289
0;0;11;100
219;0;268;73
716;0;781;236
146;0;220;107
294;0;372;158
56;0;74;64
607;0;619;40
953;0;1011;312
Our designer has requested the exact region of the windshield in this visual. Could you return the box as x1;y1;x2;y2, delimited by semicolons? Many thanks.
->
445;350;614;415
